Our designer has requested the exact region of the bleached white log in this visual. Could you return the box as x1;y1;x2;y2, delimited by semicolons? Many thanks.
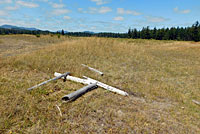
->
81;64;104;76
54;72;128;96
28;72;70;91
54;72;91;85
83;76;129;96
56;105;62;117
62;83;98;101
192;100;200;106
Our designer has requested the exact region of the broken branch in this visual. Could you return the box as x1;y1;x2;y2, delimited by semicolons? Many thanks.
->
62;83;98;101
28;72;70;91
81;64;104;76
56;105;62;117
192;100;200;106
83;76;129;96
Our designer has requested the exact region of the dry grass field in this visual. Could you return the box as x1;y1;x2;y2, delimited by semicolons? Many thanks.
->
0;35;200;133
0;35;68;57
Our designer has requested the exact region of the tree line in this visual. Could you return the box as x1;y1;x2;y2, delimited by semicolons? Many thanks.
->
0;21;199;42
65;32;128;38
128;21;200;42
0;28;51;35
65;21;200;42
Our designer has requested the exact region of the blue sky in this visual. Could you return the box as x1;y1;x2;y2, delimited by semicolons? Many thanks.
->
0;0;199;32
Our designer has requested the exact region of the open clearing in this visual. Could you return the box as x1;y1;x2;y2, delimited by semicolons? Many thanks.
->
0;35;200;133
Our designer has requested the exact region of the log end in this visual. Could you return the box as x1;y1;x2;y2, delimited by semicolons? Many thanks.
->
62;96;70;101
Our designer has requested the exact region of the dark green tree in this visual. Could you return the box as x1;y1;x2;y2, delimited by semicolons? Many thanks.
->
192;21;200;42
61;29;65;35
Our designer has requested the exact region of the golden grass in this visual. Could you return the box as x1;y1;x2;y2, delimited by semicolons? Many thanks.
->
0;35;200;133
0;34;70;57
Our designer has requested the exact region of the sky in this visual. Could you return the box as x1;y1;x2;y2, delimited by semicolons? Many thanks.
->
0;0;199;32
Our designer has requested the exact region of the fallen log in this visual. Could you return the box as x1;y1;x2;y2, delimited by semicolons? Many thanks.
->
54;72;91;85
62;83;98;101
81;64;104;76
54;72;128;96
28;72;70;91
192;100;200;106
83;76;129;96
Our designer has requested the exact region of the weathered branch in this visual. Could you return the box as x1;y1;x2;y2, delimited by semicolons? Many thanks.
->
192;100;200;106
83;76;129;96
56;105;62;117
62;83;98;101
28;72;70;91
54;72;91;85
81;64;104;76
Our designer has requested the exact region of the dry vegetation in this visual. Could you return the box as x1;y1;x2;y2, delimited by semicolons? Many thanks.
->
0;35;200;134
0;34;68;57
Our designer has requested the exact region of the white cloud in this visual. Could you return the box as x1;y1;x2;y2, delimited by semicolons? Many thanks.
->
0;0;12;4
52;9;70;15
63;16;71;20
91;26;97;30
0;11;8;16
0;18;11;25
174;7;190;14
80;7;112;14
33;0;48;2
16;1;39;8
90;0;109;5
36;18;40;22
38;0;48;2
5;6;19;11
113;16;124;21
78;8;87;13
145;16;169;23
99;7;112;13
78;8;83;11
92;20;127;32
117;8;141;16
88;7;98;14
50;2;65;8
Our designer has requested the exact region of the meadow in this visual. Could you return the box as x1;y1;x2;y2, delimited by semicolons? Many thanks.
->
0;35;199;133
